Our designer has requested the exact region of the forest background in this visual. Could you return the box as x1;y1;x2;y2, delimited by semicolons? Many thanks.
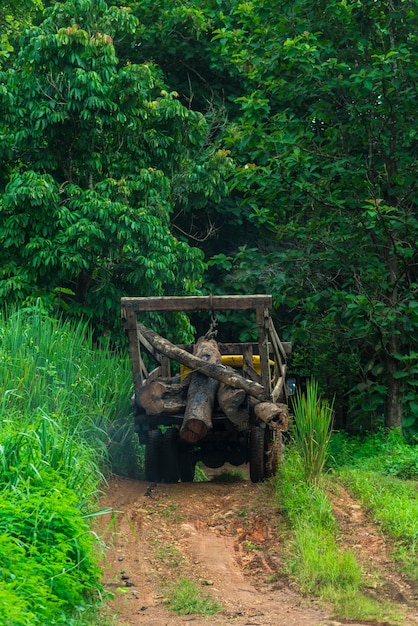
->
1;0;418;437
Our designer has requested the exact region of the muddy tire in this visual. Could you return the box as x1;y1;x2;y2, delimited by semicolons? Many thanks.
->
250;425;265;483
145;429;162;482
162;428;180;483
179;448;195;482
264;427;281;478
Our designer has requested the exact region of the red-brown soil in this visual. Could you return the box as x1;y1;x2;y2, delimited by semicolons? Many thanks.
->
97;468;418;626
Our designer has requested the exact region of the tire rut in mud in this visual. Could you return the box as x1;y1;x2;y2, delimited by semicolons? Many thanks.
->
97;474;417;626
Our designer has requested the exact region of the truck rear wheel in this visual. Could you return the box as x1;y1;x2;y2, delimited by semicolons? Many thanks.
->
264;427;281;478
162;428;180;483
145;429;162;482
179;447;195;482
250;425;265;483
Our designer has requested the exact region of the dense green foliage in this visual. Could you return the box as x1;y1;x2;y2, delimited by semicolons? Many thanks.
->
1;1;417;431
0;0;231;336
207;0;418;432
0;0;42;62
0;306;135;624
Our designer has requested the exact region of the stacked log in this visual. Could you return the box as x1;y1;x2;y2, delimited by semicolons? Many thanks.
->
249;398;289;431
180;337;222;443
134;324;289;437
217;384;249;430
137;379;188;415
135;322;265;398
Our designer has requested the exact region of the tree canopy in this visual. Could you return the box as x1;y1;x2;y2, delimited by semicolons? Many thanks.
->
0;0;231;334
1;0;417;434
206;0;418;433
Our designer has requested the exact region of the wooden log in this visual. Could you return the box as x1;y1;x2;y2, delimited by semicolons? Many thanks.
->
121;294;272;312
137;380;188;415
135;322;265;398
250;398;289;431
242;344;262;384
217;383;249;430
180;338;221;444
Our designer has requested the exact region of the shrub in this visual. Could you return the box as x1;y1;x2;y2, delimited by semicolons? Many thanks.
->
0;471;103;624
291;379;334;484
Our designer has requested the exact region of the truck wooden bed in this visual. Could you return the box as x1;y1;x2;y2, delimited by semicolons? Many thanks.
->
121;295;291;483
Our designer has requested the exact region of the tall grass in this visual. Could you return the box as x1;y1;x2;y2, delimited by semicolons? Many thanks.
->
291;379;334;484
276;450;401;623
0;304;136;624
0;305;136;479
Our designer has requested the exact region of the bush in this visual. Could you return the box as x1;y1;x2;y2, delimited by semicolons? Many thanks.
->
328;428;418;479
0;471;102;625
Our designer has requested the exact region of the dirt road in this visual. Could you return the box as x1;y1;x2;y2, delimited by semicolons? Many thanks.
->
98;470;418;626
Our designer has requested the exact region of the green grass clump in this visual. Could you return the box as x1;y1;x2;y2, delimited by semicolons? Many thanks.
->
291;379;334;484
276;450;401;623
164;578;222;616
0;470;103;625
338;468;418;580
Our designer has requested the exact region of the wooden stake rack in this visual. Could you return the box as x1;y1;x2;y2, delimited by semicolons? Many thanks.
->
121;295;290;408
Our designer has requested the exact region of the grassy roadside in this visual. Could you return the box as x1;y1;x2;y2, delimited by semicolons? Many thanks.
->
276;382;417;624
276;450;402;623
338;469;418;581
330;430;418;582
0;305;135;625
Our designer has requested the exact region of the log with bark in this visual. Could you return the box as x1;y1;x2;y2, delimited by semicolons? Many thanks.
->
137;379;188;415
250;398;289;431
217;383;249;430
135;322;265;399
180;337;222;443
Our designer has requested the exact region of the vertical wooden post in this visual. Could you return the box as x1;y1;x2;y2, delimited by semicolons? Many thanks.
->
160;356;171;378
256;307;271;401
123;309;143;401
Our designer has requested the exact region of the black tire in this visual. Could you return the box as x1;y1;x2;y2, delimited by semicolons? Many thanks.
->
264;427;281;478
144;429;162;482
179;447;195;482
250;425;265;483
161;428;180;483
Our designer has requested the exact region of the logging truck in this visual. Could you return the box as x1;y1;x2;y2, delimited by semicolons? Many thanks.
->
121;295;291;483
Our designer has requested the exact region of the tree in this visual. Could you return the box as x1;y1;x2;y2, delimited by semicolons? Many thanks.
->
0;0;42;64
0;0;231;336
126;0;251;251
208;0;418;431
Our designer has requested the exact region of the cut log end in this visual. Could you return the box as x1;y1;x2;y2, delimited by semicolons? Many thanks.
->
137;380;188;415
251;400;289;431
180;419;209;443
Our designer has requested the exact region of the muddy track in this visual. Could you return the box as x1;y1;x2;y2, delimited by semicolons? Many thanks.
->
97;471;418;626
